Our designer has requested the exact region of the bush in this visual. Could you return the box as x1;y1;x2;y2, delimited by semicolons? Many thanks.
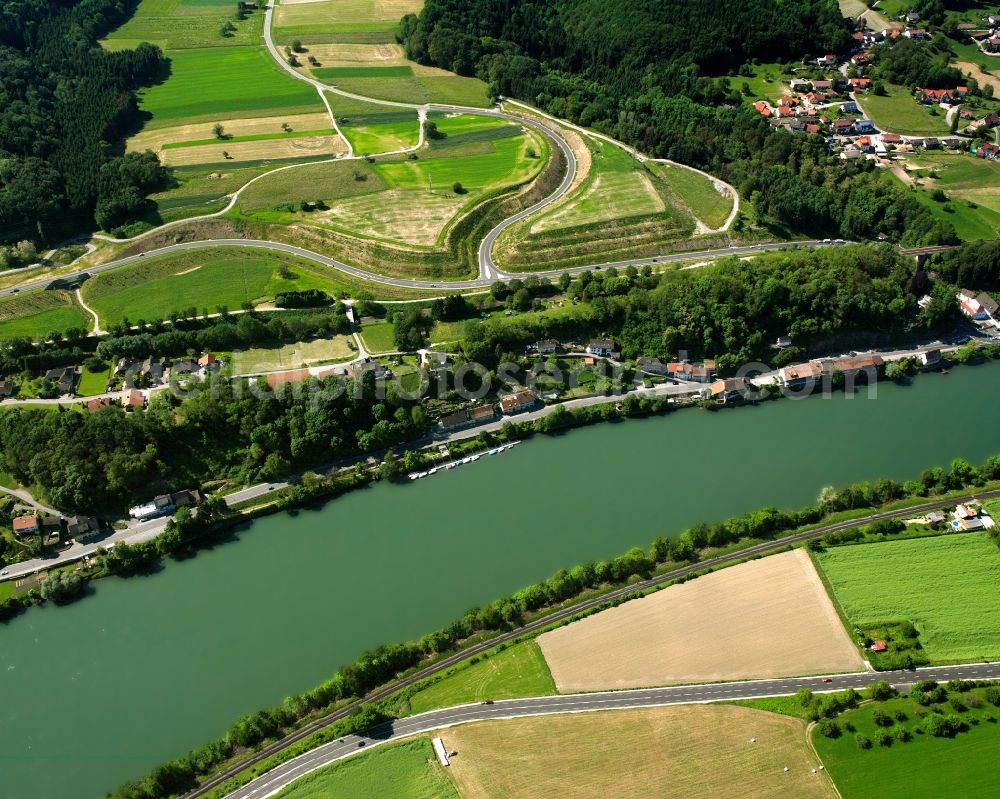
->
856;733;873;750
817;719;841;738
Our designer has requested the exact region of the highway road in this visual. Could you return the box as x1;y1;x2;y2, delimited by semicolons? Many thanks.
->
222;660;1000;799
179;484;1000;799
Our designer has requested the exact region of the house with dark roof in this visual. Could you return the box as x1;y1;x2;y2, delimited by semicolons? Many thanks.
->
636;356;668;376
0;379;14;398
535;339;560;355
585;339;617;357
439;403;497;430
44;367;77;395
66;515;101;541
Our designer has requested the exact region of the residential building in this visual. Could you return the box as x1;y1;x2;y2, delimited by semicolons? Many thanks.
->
44;366;76;395
816;54;838;67
709;376;752;405
140;357;167;383
958;289;999;322
777;361;824;387
636;356;668;376
849;77;871;91
12;514;38;537
499;389;538;415
882;133;903;145
86;397;112;412
585;339;617;357
349;359;392;380
171;359;199;375
917;348;942;368
840;100;859;113
978;143;1000;161
39;514;62;541
775;335;793;349
904;10;919;23
65;515;101;541
121;388;145;410
828;354;884;378
438;403;497;431
952;503;994;531
266;369;311;389
903;27;929;40
535;339;559;355
832;118;855;135
854;119;876;134
421;351;448;370
812;79;833;92
666;360;716;383
871;640;888;653
128;489;200;521
0;379;14;398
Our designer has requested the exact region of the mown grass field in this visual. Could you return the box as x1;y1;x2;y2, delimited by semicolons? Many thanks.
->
815;534;1000;663
0;291;89;341
102;0;264;50
334;75;490;107
313;65;413;79
271;738;457;799
238;159;387;211
134;46;322;127
653;163;733;229
738;62;795;104
359;321;396;353
273;0;421;45
407;641;555;715
231;336;355;374
445;705;837;799
856;84;951;136
328;94;420;153
813;687;1000;799
80;249;354;326
895;153;1000;240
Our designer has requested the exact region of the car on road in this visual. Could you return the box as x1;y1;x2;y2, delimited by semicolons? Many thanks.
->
0;569;9;576
822;678;833;683
10;289;19;294
481;699;494;705
357;740;366;747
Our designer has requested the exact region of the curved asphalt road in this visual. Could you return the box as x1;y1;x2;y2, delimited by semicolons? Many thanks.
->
225;660;1000;799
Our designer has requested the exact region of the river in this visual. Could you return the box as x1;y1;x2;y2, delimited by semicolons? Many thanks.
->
3;365;1000;799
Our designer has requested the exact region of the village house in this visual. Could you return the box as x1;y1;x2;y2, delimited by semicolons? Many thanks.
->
903;27;929;40
12;514;39;537
128;489;201;522
828;353;885;379
775;335;793;349
978;143;1000;161
140;356;168;383
812;79;833;92
667;359;716;383
816;54;838;67
871;640;888;653
952;503;995;531
499;389;539;415
851;53;871;67
917;348;942;369
535;338;559;355
265;369;311;389
421;351;448;370
849;77;871;91
349;359;393;381
832;118;855;135
987;35;1000;54
585;339;617;357
39;514;62;542
86;397;112;412
917;87;956;105
44;366;76;395
777;361;824;387
958;289;999;322
709;376;752;405
904;10;920;24
121;388;145;411
789;78;812;92
636;356;669;376
438;403;497;431
198;353;221;374
854;119;876;134
753;100;773;118
840;100;859;113
0;379;14;398
171;358;200;375
65;515;101;542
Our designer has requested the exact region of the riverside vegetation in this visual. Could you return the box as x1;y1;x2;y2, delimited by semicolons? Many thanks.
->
101;449;1000;799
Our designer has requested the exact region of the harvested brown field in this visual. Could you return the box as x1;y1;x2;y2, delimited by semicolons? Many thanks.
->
127;112;334;153
538;549;863;691
956;62;1000;94
443;704;837;799
161;135;346;167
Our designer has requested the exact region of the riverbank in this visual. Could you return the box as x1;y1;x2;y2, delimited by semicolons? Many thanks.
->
4;362;1000;799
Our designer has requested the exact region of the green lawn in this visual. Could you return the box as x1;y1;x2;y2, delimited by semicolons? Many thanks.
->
80;249;354;326
653;163;734;229
360;321;396;353
134;46;321;127
0;291;90;342
856;84;952;137
814;688;1000;799
271;738;458;799
77;363;111;396
407;640;556;715
815;534;1000;663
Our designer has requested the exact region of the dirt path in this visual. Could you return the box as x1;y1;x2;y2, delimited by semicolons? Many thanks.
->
75;288;103;335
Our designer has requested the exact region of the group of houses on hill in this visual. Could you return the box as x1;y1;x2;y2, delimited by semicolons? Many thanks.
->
11;512;101;545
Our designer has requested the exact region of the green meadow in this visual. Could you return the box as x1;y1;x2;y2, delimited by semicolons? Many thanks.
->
856;84;951;137
406;640;556;715
328;95;421;154
653;163;734;229
271;739;457;799
0;291;89;341
816;534;1000;663
313;65;414;79
333;75;490;107
80;249;352;326
102;0;264;50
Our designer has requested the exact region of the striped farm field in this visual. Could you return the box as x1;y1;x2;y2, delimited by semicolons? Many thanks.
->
815;533;1000;663
134;46;322;127
327;94;420;153
0;291;90;341
273;0;421;44
313;65;413;78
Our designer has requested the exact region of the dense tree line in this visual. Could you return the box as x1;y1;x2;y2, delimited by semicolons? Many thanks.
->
869;37;964;89
0;0;170;239
932;240;1000;291
0;368;426;513
461;245;956;369
397;0;952;243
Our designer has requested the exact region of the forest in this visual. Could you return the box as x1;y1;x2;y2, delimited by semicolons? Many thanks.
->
399;0;954;244
0;369;426;513
459;244;956;369
0;0;169;240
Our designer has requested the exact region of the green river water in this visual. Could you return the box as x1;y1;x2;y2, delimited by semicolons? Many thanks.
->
3;365;1000;798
